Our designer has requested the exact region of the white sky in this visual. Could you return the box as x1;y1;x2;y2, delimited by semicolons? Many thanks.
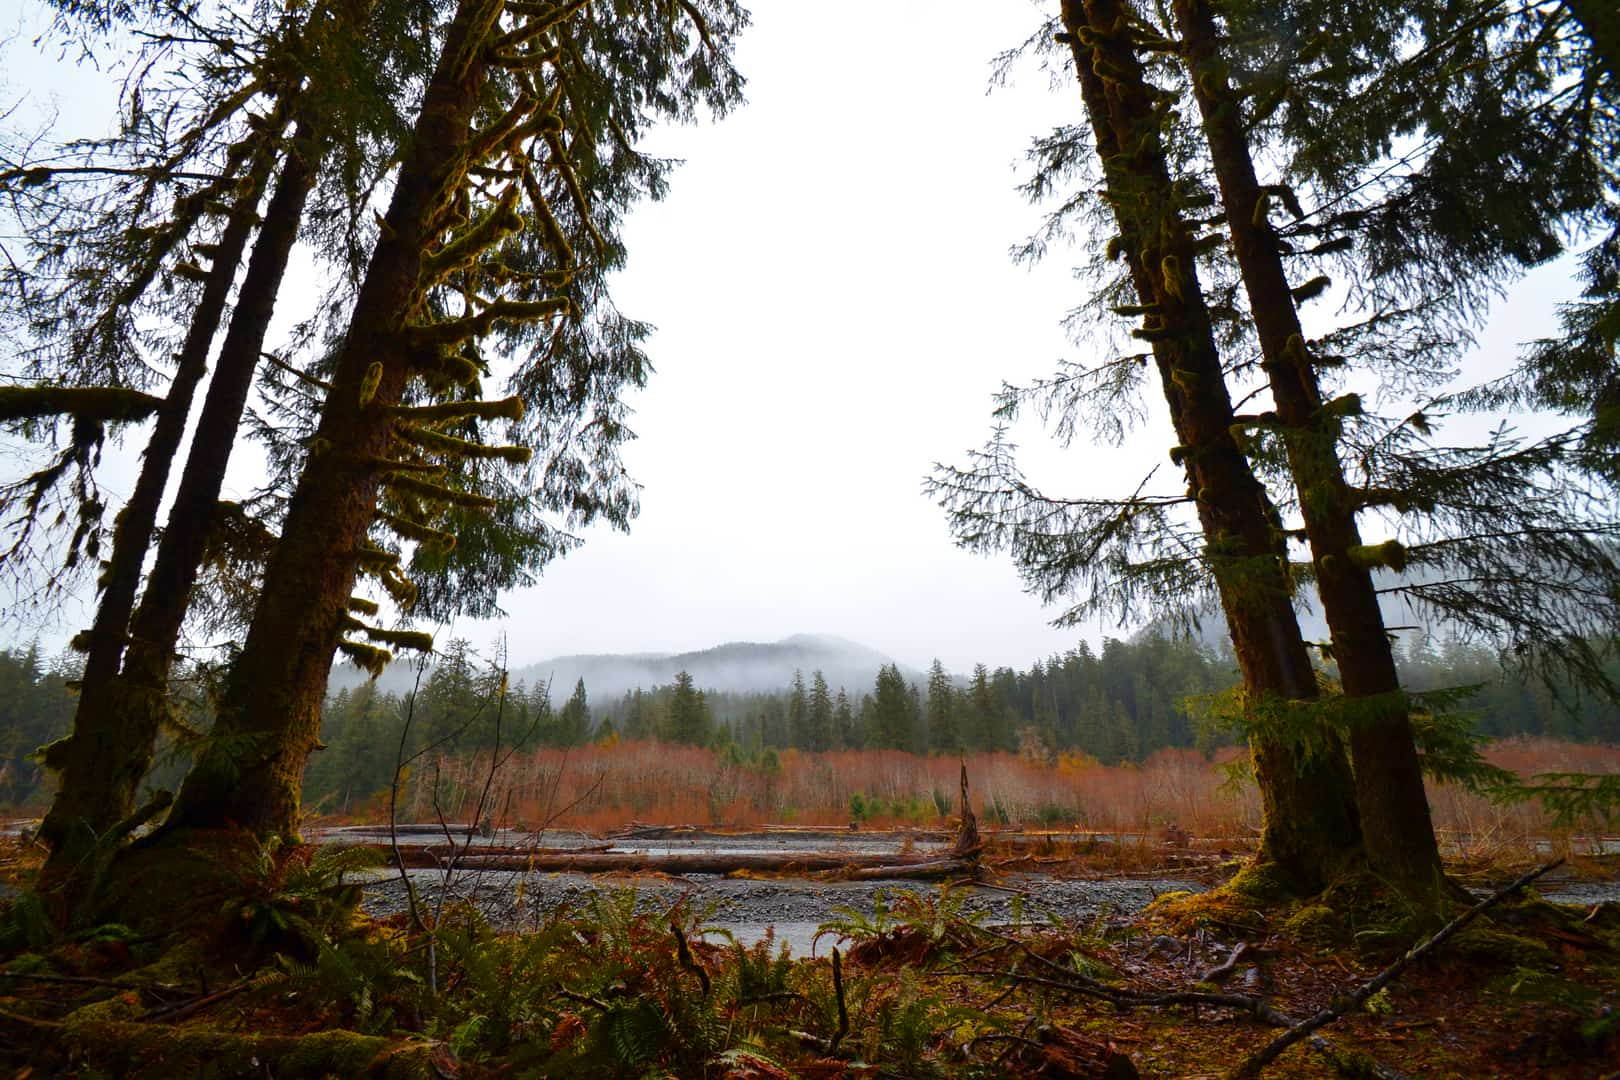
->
0;1;1582;674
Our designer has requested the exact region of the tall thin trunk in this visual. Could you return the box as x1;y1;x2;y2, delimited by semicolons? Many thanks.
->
164;0;507;838
1173;0;1444;893
122;126;321;688
1062;0;1362;894
42;127;324;875
37;150;274;866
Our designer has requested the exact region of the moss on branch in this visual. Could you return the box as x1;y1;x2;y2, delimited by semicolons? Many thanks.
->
0;386;164;426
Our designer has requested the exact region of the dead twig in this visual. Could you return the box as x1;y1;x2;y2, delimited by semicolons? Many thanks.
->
1199;941;1251;984
143;979;250;1023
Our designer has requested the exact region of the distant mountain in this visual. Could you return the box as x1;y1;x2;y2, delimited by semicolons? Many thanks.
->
330;634;923;701
511;634;922;700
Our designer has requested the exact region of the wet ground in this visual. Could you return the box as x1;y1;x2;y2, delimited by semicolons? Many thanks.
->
344;825;1620;955
359;867;1208;956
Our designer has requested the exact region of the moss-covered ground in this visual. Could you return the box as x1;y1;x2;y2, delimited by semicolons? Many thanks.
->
2;834;1617;1077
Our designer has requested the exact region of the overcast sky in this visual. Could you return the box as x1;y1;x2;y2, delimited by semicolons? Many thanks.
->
2;1;1578;674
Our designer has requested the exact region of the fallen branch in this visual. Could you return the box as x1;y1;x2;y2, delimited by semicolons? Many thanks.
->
1199;941;1252;984
959;924;1408;1080
142;979;250;1023
1230;858;1564;1077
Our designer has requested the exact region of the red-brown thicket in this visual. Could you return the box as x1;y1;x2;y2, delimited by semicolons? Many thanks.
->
392;737;1620;852
398;742;1259;837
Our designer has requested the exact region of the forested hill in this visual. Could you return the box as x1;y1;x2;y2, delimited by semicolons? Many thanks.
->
332;633;921;698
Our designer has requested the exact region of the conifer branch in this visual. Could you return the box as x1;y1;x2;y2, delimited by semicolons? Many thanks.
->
369;457;449;478
0;386;164;426
381;472;499;510
377;509;458;552
420;187;525;285
394;424;533;464
389;397;524;424
342;614;434;653
402;297;572;348
336;638;392;677
260;351;333;392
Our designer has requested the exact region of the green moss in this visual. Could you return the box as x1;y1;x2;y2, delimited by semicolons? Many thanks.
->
56;1022;439;1079
1149;887;1268;935
1483;967;1600;1008
1281;903;1340;948
1447;926;1558;971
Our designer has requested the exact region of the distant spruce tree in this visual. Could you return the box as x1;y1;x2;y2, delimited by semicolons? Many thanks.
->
786;669;808;748
834;688;858;750
806;670;834;752
557;678;591;746
926;659;960;752
666;671;713;746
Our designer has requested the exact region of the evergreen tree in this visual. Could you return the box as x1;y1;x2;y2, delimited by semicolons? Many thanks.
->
926;659;960;752
556;678;591;746
933;0;1364;895
806;669;834;752
786;669;808;748
963;664;998;752
161;0;747;840
666;671;713;746
834;688;857;750
867;664;912;750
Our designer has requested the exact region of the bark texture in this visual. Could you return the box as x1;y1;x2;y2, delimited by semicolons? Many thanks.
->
1061;0;1362;894
1173;0;1443;893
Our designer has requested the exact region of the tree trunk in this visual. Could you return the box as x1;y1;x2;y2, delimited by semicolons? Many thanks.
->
1172;0;1444;893
163;0;508;839
37;150;273;868
1061;0;1362;895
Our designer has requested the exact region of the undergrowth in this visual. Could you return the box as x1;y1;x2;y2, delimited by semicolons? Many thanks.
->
2;837;1618;1077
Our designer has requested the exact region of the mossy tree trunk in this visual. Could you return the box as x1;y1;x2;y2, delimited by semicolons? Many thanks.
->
162;0;509;839
37;150;274;870
1172;0;1444;895
1060;0;1362;895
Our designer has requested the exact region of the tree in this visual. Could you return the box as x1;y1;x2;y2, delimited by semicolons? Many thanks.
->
557;678;591;746
786;669;808;748
159;0;746;840
962;664;998;752
806;670;834;752
1156;0;1441;889
926;659;959;752
934;0;1364;895
666;671;713;746
27;0;492;873
834;689;857;750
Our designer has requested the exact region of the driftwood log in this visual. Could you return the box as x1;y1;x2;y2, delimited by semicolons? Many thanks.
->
372;764;986;880
386;850;960;876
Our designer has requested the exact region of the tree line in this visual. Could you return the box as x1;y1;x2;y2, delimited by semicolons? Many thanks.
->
12;629;1613;813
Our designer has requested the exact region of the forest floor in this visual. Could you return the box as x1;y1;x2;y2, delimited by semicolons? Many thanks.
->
2;827;1619;1077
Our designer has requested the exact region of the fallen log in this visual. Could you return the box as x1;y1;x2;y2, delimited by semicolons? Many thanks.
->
385;843;613;868
826;858;976;882
396;850;954;876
